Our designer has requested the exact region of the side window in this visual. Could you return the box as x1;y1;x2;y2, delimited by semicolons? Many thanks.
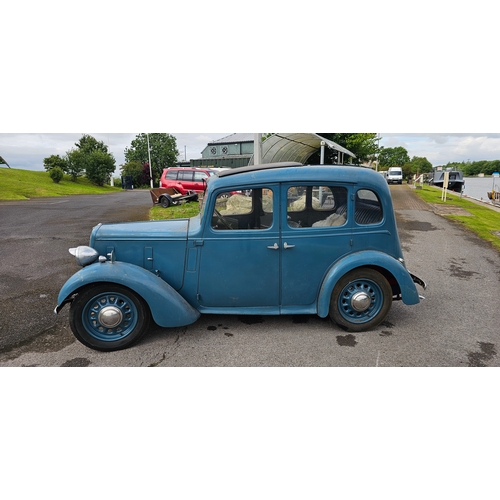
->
287;186;347;228
178;171;194;181
166;170;177;180
193;172;209;182
212;188;273;231
355;189;383;224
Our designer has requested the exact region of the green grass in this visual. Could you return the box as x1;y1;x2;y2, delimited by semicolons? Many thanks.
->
414;185;500;251
0;168;121;200
150;201;201;220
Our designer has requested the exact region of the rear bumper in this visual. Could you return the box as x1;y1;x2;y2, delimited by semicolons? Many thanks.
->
410;273;426;290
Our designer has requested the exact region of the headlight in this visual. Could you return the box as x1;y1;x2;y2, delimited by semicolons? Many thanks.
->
69;246;99;267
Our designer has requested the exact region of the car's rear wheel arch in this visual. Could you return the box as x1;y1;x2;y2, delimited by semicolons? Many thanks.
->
329;267;393;332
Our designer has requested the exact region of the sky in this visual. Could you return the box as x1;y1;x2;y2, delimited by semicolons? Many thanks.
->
2;133;500;173
0;133;232;173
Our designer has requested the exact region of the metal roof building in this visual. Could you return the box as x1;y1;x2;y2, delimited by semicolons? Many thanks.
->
191;133;357;169
249;133;356;165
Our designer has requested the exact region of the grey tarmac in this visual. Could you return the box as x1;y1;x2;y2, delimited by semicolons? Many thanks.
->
1;185;499;367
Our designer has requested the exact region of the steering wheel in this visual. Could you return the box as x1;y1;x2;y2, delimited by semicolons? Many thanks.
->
213;208;233;230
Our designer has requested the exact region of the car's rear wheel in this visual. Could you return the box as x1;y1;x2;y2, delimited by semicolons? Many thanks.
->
329;268;392;332
69;284;151;351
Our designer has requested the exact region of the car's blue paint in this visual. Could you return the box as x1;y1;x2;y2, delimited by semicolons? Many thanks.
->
57;163;423;331
316;250;421;318
89;220;190;290
57;261;200;327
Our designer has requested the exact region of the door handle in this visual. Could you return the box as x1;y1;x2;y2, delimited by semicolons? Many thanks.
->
284;242;295;249
267;243;279;250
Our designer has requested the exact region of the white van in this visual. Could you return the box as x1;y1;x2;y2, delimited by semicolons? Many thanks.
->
387;167;403;184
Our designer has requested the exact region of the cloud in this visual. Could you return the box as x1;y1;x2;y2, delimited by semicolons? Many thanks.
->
0;133;232;172
379;133;500;167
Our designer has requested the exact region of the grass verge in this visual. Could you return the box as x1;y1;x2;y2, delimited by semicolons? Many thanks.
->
150;202;201;220
0;168;121;200
414;185;500;252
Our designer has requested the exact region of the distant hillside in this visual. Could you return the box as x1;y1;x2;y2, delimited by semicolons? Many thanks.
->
0;168;121;200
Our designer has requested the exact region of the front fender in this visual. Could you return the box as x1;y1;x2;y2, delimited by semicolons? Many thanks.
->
317;251;421;318
56;261;200;328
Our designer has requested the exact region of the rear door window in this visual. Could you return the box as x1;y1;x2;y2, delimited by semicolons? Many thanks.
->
286;186;348;228
178;171;194;181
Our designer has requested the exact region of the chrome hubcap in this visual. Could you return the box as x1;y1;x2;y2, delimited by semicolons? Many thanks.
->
351;292;372;312
98;306;123;328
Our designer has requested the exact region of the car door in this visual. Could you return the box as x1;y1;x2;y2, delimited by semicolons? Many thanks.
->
177;170;194;192
192;171;210;192
197;185;280;309
279;183;353;308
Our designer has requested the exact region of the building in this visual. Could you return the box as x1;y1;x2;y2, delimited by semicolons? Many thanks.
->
190;133;358;169
191;133;254;169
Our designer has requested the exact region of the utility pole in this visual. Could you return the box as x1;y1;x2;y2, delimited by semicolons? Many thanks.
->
254;133;262;165
147;133;153;188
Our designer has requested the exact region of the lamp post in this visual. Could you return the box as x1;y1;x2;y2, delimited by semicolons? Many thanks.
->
147;133;153;189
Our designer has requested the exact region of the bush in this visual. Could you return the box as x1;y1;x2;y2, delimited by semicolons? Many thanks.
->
49;167;64;183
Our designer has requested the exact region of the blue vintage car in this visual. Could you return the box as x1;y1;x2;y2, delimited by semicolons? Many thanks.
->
55;162;426;351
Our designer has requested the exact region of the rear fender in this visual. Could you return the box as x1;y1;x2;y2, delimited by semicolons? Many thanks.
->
317;251;421;317
56;261;200;327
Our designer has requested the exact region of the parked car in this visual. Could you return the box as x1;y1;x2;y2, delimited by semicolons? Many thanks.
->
55;162;426;351
159;167;215;194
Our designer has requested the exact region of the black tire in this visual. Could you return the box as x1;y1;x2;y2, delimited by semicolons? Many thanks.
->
329;268;392;332
69;284;151;351
160;196;171;208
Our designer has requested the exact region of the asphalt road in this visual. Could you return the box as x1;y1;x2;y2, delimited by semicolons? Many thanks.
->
1;185;499;367
0;190;151;351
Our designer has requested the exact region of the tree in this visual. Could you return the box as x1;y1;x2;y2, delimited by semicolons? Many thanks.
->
410;156;432;175
49;167;64;183
124;133;179;184
120;160;149;188
65;149;87;182
75;134;109;155
43;154;68;173
317;133;380;165
85;150;116;186
62;134;116;184
379;146;410;168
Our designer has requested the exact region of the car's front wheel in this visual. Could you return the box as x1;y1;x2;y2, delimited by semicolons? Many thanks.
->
69;284;151;351
329;268;392;332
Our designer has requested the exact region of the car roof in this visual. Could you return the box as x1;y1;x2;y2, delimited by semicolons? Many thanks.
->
164;167;212;173
217;162;303;177
209;164;387;190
